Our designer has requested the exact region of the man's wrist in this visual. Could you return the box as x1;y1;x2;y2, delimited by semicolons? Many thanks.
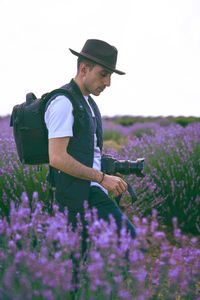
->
95;171;105;184
98;172;105;184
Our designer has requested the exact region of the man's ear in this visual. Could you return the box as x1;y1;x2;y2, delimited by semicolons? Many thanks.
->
79;62;88;76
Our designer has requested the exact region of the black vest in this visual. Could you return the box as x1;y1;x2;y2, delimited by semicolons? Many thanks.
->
49;79;103;211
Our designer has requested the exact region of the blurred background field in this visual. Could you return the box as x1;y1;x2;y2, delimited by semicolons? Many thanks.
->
0;115;200;299
0;114;200;235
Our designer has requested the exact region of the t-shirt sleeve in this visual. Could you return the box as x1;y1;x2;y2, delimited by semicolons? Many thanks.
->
44;95;74;139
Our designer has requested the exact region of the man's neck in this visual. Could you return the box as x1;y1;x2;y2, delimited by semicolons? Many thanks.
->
73;76;89;96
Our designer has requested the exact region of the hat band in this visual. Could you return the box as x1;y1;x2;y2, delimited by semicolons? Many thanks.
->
79;51;116;71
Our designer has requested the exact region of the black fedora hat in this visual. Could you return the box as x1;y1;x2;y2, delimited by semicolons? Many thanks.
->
69;39;125;75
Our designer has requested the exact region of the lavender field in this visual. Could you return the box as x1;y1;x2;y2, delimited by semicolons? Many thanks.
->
0;115;200;299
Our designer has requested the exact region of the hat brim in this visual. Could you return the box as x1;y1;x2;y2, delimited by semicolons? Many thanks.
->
69;48;125;75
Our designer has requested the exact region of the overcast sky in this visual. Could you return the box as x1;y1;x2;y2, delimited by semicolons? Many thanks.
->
1;0;200;117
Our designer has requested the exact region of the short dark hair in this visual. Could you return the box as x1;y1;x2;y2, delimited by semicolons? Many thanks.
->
77;57;95;71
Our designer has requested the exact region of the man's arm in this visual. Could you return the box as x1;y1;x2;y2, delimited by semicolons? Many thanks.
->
49;137;127;197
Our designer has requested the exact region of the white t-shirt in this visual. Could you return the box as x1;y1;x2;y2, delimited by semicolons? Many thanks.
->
44;95;107;193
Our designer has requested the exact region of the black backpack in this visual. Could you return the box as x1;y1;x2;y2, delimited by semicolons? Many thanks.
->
10;88;77;165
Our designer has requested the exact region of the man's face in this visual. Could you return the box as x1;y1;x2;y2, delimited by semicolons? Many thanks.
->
82;64;112;96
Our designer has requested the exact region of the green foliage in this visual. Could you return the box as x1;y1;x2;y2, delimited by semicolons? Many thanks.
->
103;130;126;143
132;127;155;139
104;115;200;127
173;116;200;127
113;116;139;126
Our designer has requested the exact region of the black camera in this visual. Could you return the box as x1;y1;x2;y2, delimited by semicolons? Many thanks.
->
101;154;145;177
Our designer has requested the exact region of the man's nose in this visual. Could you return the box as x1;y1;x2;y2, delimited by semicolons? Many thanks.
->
104;75;111;87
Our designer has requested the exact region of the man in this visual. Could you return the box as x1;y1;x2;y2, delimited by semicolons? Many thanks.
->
45;39;136;238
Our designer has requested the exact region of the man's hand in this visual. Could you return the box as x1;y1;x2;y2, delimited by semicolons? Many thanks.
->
100;174;128;197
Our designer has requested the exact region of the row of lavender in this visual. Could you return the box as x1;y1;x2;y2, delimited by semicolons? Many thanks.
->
0;193;200;299
0;116;200;232
102;119;200;234
0;116;200;298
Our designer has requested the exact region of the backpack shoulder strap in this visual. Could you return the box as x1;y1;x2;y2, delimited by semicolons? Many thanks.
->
43;88;73;110
43;88;85;133
43;88;83;113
